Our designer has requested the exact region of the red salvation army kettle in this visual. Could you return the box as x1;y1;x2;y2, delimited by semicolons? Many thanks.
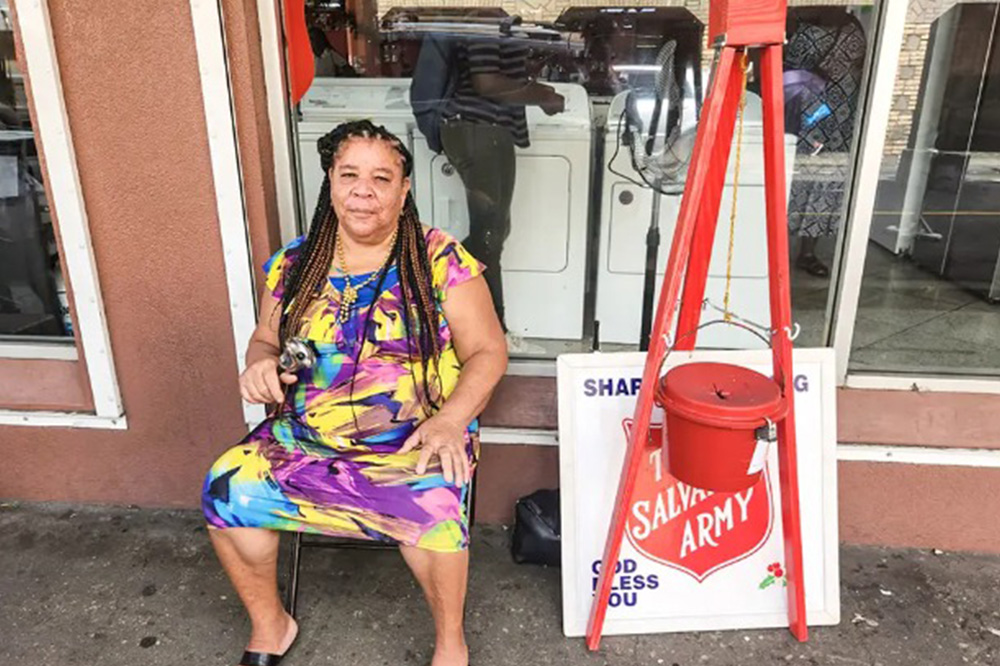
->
654;362;788;492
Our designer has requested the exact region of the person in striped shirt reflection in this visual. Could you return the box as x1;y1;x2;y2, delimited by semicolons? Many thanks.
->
440;34;565;354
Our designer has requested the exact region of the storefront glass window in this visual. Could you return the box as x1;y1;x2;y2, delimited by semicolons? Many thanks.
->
0;3;71;340
851;1;1000;376
286;1;873;358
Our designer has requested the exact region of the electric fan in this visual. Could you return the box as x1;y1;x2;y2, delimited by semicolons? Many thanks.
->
614;39;698;349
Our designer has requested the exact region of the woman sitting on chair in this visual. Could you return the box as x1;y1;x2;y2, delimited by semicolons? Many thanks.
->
202;120;508;666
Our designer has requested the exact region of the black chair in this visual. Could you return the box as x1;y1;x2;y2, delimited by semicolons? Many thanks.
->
284;473;477;617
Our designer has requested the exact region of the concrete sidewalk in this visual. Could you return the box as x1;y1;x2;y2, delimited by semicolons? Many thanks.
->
1;502;998;666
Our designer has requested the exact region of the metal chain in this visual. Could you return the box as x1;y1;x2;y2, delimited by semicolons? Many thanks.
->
335;226;398;323
723;51;749;322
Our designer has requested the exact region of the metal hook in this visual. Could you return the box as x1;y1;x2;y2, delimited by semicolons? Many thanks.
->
656;318;774;380
771;322;801;342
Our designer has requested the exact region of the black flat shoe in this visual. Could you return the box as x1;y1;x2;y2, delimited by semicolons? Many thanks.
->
240;650;286;666
796;253;830;278
240;633;297;666
239;615;298;666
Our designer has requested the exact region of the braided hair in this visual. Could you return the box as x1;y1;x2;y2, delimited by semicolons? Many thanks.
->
277;120;443;416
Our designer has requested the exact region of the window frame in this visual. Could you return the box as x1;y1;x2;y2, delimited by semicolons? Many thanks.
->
255;0;1000;394
257;0;300;246
190;0;268;426
0;0;123;427
829;0;1000;392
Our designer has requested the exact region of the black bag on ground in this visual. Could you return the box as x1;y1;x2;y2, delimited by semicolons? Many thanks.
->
511;489;561;567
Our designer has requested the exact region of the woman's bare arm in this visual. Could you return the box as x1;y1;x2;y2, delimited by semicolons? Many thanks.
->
246;292;282;366
240;292;296;404
398;274;508;485
434;275;508;429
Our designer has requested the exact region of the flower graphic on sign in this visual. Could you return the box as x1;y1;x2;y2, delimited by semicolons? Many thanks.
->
622;419;774;582
760;562;787;589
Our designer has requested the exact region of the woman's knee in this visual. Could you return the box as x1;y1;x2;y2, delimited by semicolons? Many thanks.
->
209;525;281;565
414;519;469;553
207;443;254;477
202;444;256;524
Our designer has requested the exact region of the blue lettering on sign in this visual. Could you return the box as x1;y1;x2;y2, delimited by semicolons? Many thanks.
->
584;373;811;397
583;377;644;397
794;374;809;392
590;559;657;607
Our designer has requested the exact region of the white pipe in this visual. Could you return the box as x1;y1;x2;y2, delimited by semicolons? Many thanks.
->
895;8;958;254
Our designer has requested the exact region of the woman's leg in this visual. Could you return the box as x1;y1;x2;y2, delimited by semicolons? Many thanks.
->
399;545;470;666
209;527;298;658
796;236;830;277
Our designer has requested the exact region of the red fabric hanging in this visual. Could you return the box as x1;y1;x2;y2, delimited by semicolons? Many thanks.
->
284;0;315;104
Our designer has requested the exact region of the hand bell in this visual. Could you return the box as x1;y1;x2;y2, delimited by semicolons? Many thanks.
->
278;338;316;373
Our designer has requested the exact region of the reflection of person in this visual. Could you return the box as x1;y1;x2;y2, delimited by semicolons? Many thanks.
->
308;25;358;77
441;35;564;348
202;121;507;666
784;11;866;277
580;14;623;96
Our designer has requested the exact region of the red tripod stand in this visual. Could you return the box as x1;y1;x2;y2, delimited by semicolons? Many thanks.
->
586;0;807;649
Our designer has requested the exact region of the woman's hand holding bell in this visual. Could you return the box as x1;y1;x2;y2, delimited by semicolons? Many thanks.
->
239;356;298;404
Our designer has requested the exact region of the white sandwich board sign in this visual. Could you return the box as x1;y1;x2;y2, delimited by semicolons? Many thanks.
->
557;349;839;637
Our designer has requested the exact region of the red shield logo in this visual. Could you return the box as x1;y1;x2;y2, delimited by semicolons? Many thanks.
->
623;419;773;582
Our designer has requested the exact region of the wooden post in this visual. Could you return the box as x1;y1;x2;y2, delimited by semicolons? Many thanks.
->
761;42;808;642
585;0;807;649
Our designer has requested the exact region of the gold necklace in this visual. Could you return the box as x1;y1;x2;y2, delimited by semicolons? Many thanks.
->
335;227;398;323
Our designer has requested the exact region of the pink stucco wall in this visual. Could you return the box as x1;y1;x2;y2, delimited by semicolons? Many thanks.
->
0;0;997;555
0;0;247;506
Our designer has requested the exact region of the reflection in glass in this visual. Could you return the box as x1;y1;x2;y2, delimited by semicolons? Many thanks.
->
785;9;867;278
0;3;70;339
288;2;873;358
854;1;1000;376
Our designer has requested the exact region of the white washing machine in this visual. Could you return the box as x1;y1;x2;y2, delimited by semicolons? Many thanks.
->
594;90;798;349
297;79;592;342
412;83;593;341
296;78;416;220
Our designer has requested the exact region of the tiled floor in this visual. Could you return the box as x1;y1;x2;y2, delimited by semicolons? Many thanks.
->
788;237;1000;375
849;245;1000;375
513;236;1000;376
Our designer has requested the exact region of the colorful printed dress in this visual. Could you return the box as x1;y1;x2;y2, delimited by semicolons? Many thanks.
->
202;227;484;552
